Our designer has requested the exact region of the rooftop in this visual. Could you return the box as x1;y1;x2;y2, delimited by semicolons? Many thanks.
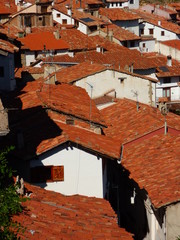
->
101;98;180;143
13;183;133;239
99;8;141;21
18;31;69;51
160;39;180;50
0;39;18;53
122;134;180;208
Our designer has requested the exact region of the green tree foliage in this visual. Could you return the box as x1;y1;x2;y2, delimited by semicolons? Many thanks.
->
0;147;22;239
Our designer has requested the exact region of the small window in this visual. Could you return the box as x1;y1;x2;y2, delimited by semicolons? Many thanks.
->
149;29;154;35
130;41;135;47
31;166;64;183
140;28;144;35
161;31;165;36
66;118;74;125
62;19;67;24
0;66;4;77
142;43;146;48
39;17;42;21
164;77;171;84
120;2;122;6
130;0;134;4
57;13;61;18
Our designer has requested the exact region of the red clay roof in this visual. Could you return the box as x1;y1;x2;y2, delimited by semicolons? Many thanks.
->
101;24;141;41
55;61;107;83
156;64;180;77
160;39;180;51
54;0;104;10
0;39;18;53
13;183;133;239
99;8;141;21
18;80;105;126
18;32;69;51
133;9;180;34
122;134;180;208
101;98;180;143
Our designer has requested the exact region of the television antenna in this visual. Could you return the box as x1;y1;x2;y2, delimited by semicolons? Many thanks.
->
131;90;139;111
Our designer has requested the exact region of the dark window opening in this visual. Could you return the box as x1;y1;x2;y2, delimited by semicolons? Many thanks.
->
130;0;134;4
130;41;135;48
0;66;4;77
149;28;154;35
57;13;61;18
62;19;67;24
31;166;64;183
161;31;165;36
163;77;171;84
140;28;144;35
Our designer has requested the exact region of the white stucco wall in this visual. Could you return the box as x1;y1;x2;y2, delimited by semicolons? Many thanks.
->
139;39;155;52
52;9;74;25
128;0;139;9
156;77;180;102
144;198;166;240
30;145;104;198
108;2;128;9
156;42;180;61
166;202;180;240
78;22;88;35
140;22;177;41
25;51;36;66
75;69;156;106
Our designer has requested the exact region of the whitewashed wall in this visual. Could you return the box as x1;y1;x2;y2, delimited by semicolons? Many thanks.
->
78;22;88;35
156;42;180;61
128;0;139;9
108;2;128;8
30;145;105;198
52;9;74;25
115;20;139;36
139;39;155;52
144;198;166;240
75;69;156;106
166;202;180;240
140;22;178;41
156;77;180;101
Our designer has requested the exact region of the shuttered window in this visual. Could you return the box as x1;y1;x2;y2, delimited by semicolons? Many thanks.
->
31;166;64;183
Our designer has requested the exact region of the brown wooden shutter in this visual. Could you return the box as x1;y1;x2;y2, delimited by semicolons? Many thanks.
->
52;166;64;181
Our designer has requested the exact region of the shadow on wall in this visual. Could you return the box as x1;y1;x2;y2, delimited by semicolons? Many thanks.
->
107;161;149;240
1;82;62;181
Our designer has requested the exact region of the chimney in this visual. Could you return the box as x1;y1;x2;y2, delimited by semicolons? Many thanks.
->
158;20;161;26
167;55;172;67
131;63;134;73
96;45;101;52
54;30;60;39
108;30;113;42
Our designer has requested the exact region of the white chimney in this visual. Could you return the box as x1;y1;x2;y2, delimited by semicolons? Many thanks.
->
158;20;161;26
96;45;101;52
167;55;172;67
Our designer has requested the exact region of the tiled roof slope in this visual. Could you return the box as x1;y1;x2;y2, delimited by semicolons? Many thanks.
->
0;39;18;53
101;99;180;143
55;61;107;83
99;8;141;21
13;183;133;239
38;82;105;126
133;9;180;34
156;65;180;77
160;39;180;50
31;28;97;51
37;115;121;159
17;81;105;126
101;24;141;41
18;32;69;51
122;134;180;208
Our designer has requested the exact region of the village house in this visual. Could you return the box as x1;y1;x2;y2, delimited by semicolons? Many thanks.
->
99;8;141;36
13;182;133;239
140;4;177;22
101;99;180;239
2;80;125;199
52;4;107;35
49;61;157;106
5;0;53;30
104;0;139;10
133;9;180;42
17;31;69;66
0;39;19;91
156;39;180;61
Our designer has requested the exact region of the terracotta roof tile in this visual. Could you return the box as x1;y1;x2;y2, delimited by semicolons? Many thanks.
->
55;61;107;83
99;8;141;21
122;134;180;208
160;39;180;51
13;183;133;239
101;24;141;41
18;32;69;51
101;98;180;143
0;39;18;53
133;9;180;34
